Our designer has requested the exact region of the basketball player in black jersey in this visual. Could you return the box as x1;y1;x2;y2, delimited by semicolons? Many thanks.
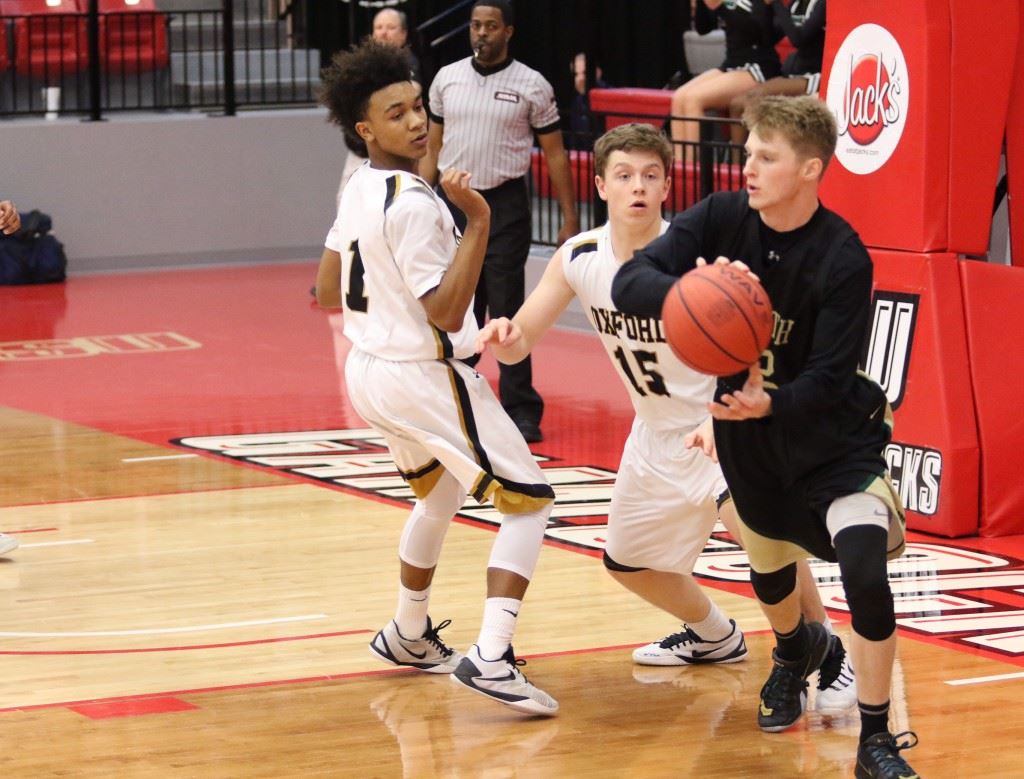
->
611;96;921;779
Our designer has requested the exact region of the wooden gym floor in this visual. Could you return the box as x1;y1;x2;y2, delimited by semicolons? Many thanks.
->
2;264;1023;777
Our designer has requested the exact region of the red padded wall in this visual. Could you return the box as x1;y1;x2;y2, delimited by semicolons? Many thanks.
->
959;261;1024;536
868;250;979;536
1007;9;1024;269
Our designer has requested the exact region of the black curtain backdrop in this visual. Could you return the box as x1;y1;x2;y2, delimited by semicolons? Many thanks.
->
314;0;693;116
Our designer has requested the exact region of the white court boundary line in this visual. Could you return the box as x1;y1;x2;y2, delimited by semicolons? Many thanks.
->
0;614;328;638
121;454;199;463
946;670;1024;686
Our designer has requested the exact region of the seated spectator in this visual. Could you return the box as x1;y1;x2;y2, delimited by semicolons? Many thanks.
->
669;0;780;162
728;0;826;144
371;7;422;84
566;52;609;150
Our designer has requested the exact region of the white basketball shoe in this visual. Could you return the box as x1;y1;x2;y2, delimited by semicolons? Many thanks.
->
450;644;559;716
369;617;463;674
632;619;748;666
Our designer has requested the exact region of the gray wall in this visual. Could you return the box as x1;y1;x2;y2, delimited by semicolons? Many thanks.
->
3;108;343;272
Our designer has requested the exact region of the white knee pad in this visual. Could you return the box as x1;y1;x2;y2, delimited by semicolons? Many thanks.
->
487;504;553;581
826;492;890;542
398;471;466;569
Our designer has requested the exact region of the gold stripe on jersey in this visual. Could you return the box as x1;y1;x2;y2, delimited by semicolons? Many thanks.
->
470;471;554;514
399;457;445;499
431;328;454;360
569;239;598;262
444;362;554;514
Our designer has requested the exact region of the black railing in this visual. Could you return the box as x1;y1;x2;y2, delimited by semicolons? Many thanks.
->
0;0;318;119
528;110;747;246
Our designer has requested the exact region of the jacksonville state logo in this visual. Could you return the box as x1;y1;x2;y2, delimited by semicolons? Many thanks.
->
825;23;910;175
861;291;919;410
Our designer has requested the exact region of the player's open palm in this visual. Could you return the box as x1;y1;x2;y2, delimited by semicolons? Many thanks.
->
475;317;521;353
440;169;489;222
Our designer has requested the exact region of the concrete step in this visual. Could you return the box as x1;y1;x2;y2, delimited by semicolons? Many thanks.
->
169;16;292;51
170;76;319;105
154;0;264;15
170;48;320;83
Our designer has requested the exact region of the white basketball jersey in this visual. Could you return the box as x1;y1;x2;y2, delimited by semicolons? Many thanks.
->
561;223;715;431
325;165;477;361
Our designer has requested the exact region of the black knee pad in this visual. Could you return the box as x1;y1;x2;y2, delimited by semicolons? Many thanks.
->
834;525;896;641
749;563;797;605
602;550;647;573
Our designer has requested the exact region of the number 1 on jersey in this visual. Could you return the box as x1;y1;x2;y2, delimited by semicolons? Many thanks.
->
345;239;369;312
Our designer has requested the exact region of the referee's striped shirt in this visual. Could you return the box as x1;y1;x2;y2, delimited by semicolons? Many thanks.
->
427;57;562;190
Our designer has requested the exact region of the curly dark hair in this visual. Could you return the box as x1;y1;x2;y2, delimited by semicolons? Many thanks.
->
320;40;416;140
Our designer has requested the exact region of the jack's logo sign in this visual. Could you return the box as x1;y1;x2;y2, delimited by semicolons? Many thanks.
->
862;291;919;410
826;23;910;175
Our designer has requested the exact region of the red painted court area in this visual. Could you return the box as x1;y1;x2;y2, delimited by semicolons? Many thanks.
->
0;264;633;465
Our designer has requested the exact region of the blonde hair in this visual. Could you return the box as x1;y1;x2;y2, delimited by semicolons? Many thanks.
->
743;95;837;171
594;123;672;178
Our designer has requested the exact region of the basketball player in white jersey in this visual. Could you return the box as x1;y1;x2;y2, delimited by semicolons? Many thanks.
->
315;40;558;716
476;123;855;713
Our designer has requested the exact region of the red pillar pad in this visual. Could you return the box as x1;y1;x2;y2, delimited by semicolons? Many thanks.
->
867;251;979;537
1007;10;1024;268
947;0;1019;255
959;262;1024;536
821;1;950;252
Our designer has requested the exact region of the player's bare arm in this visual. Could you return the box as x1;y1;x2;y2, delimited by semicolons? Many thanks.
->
315;248;342;308
537;131;580;245
419;169;490;331
476;245;576;363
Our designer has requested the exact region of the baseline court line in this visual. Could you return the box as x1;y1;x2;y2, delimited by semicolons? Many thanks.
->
946;670;1024;686
0;614;328;638
122;454;199;463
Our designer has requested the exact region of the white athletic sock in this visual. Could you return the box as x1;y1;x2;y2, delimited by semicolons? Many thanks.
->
687;601;733;643
822;615;835;635
395;583;430;639
476;597;522;661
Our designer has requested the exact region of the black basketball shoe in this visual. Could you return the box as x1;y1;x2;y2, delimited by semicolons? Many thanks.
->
757;620;830;732
855;731;921;778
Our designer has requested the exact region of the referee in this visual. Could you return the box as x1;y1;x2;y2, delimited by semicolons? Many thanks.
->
420;0;579;444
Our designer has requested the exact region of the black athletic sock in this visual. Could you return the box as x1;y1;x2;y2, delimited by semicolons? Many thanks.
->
773;616;809;663
859;700;891;743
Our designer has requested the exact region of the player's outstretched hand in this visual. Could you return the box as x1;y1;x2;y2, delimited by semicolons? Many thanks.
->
475;317;521;354
440;169;489;223
695;255;761;283
708;363;772;421
684;416;718;463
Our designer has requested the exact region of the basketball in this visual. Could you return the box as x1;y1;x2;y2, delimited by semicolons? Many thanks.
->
661;263;774;376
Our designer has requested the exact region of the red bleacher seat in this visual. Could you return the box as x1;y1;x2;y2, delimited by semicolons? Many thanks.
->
589;88;672;130
7;0;87;78
99;0;168;73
